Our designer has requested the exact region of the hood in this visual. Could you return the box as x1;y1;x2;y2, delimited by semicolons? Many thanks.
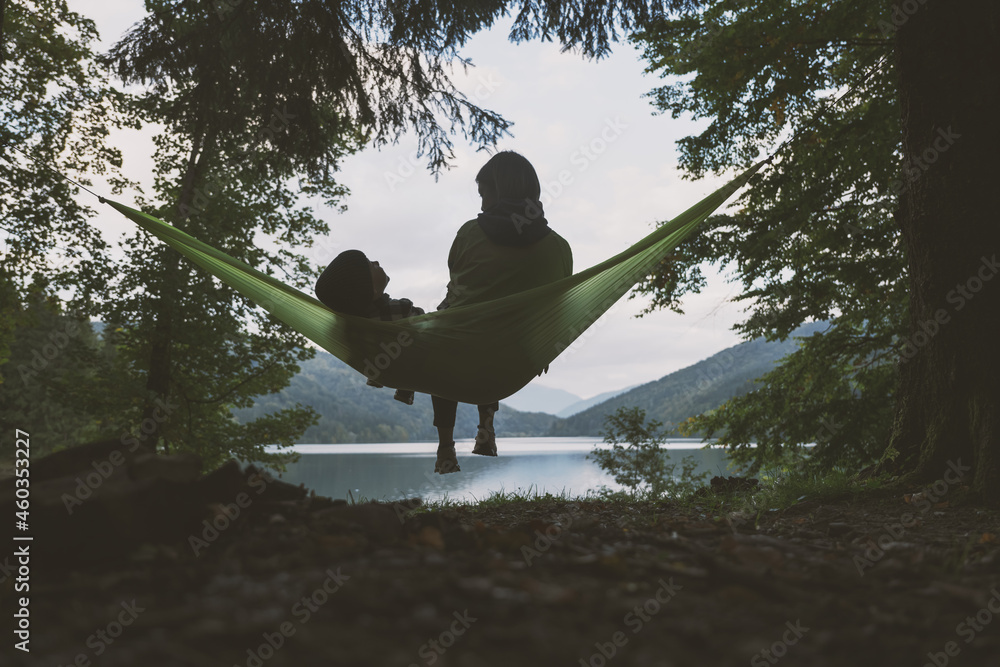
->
476;198;551;247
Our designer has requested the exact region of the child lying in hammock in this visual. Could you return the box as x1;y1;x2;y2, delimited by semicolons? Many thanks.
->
315;249;422;405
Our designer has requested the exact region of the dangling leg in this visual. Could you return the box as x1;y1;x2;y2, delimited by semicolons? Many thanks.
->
472;402;499;456
431;395;460;473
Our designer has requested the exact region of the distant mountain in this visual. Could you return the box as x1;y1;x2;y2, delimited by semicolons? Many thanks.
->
556;385;639;418
234;352;559;443
549;322;827;436
500;384;583;416
236;322;826;443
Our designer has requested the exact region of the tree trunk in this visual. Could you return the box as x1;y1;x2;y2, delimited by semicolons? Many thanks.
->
141;124;213;447
0;0;8;66
887;0;1000;504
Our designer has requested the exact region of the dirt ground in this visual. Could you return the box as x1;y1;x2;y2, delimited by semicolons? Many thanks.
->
6;470;1000;667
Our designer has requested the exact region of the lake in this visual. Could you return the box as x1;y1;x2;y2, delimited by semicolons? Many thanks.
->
263;437;734;503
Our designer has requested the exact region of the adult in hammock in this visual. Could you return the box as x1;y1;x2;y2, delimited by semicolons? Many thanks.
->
432;151;573;473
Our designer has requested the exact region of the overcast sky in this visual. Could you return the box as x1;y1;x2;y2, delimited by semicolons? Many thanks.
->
75;1;751;401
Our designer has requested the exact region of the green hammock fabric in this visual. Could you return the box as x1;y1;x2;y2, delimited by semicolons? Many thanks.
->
106;160;765;404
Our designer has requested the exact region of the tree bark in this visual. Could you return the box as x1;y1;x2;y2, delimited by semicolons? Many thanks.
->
141;123;214;448
888;0;1000;503
0;0;8;66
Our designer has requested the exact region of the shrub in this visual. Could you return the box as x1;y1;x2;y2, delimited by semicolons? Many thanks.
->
590;406;709;499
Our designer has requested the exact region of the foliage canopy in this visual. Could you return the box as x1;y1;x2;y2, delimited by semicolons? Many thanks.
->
0;0;130;370
631;0;906;471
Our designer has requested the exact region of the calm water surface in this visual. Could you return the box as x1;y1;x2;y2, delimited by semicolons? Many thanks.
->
263;437;733;503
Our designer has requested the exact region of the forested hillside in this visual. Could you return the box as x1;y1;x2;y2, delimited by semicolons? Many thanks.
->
549;322;827;436
1;305;822;449
233;352;560;443
234;323;827;443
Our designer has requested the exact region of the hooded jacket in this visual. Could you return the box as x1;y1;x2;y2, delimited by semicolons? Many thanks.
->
441;199;572;309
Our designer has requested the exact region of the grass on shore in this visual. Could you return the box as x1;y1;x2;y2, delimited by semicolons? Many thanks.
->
383;464;891;525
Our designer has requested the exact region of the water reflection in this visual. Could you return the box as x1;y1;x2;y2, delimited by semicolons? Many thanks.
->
264;438;732;503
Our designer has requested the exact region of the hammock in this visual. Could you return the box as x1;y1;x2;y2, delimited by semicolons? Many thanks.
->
105;160;766;404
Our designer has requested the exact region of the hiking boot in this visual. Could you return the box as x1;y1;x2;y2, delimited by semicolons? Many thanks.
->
472;426;497;457
434;442;461;474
